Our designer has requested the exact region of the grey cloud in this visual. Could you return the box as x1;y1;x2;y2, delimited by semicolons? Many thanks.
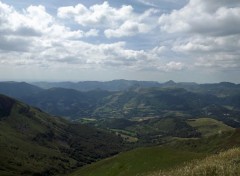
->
0;36;31;52
15;27;42;37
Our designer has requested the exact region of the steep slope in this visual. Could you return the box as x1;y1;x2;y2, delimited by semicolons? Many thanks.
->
149;147;240;176
0;81;43;98
68;146;204;176
68;129;240;176
0;94;124;175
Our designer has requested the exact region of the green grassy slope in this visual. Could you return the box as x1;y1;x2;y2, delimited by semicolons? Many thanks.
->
187;118;234;137
167;128;240;154
149;147;240;176
0;94;124;175
69;146;204;176
69;126;240;176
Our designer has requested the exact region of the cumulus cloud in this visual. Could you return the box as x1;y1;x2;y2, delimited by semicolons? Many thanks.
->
58;2;159;38
58;2;133;27
0;1;96;43
104;20;150;38
2;0;239;82
158;0;240;35
158;0;240;70
165;61;185;71
0;1;180;74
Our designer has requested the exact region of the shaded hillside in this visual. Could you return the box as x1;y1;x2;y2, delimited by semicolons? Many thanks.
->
22;88;112;119
0;94;124;176
16;87;240;126
0;81;43;98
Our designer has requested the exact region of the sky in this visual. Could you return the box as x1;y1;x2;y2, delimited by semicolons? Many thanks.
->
0;0;240;83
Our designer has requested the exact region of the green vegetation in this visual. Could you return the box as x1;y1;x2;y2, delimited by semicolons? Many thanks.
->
166;129;240;153
149;147;240;176
6;85;238;125
1;81;240;176
69;128;240;176
85;117;201;144
0;94;124;175
187;118;234;137
69;146;204;176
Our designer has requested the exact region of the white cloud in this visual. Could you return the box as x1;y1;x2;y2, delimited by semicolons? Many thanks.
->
157;0;240;71
85;29;99;37
0;1;95;43
165;61;185;71
0;1;180;73
2;0;240;82
158;0;240;35
58;2;133;27
104;20;150;38
58;2;159;38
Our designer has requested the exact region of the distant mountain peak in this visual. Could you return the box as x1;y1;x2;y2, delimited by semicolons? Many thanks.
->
164;80;176;85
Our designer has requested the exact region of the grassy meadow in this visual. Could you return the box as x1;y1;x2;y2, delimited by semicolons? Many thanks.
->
149;147;240;176
69;146;204;176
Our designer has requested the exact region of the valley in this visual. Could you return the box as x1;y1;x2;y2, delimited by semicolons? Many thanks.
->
0;80;240;175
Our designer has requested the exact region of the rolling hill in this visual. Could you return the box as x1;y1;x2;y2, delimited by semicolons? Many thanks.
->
21;88;112;119
187;118;234;137
149;147;240;176
12;87;239;123
68;128;240;176
1;81;240;125
68;146;205;176
0;81;43;99
0;94;124;175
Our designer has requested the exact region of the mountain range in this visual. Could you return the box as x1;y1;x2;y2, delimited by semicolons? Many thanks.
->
1;80;240;175
0;80;240;125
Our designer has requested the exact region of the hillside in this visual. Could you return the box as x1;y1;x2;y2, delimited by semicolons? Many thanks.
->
68;128;240;176
0;81;43;98
0;81;239;125
21;88;112;119
14;87;240;125
187;118;234;137
0;94;124;175
92;88;240;126
68;146;204;176
149;147;240;176
89;117;201;144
